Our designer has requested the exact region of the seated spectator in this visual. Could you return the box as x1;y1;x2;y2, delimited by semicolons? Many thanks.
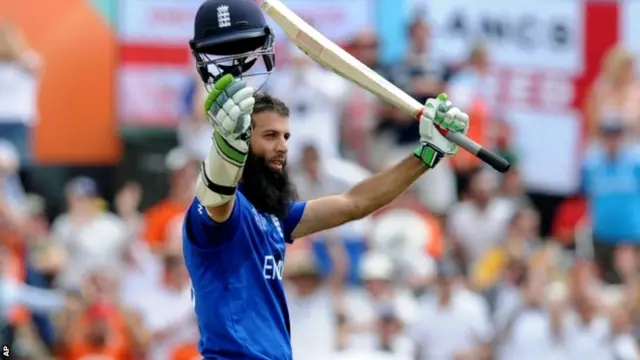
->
447;168;516;273
410;259;492;360
343;252;419;350
494;270;565;360
285;250;341;360
472;207;543;291
136;254;197;360
56;271;147;359
143;147;197;253
50;177;128;291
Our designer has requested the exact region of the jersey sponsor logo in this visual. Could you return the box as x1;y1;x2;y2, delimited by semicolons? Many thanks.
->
217;5;231;28
263;255;284;280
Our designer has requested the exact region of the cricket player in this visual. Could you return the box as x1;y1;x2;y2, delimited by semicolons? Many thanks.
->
184;1;469;359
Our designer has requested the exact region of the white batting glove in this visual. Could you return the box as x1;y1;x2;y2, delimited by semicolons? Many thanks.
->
414;93;470;168
204;74;255;153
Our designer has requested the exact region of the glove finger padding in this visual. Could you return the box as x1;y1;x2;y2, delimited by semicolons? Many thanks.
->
205;75;254;140
416;93;470;166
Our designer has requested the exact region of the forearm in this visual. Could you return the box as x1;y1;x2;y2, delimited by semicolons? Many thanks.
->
346;154;427;219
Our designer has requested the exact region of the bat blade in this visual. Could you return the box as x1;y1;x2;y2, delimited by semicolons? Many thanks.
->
258;0;510;173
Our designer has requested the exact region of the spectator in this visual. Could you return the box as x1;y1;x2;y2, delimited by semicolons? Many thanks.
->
136;254;197;360
265;45;350;165
472;207;543;291
0;244;77;352
0;139;27;214
286;250;341;360
447;168;516;273
56;271;147;359
562;291;636;360
50;177;129;291
581;118;640;283
343;252;419;351
585;44;640;140
291;143;367;287
498;164;531;210
0;22;42;167
494;270;565;360
114;181;144;241
376;18;443;158
368;187;442;292
143;147;197;253
446;42;495;181
410;259;492;360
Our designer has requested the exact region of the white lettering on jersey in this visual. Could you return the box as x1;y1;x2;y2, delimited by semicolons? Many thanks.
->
217;5;231;28
263;255;284;280
252;208;268;231
270;215;284;239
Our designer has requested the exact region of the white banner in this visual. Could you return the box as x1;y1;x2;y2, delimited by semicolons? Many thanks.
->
426;0;585;194
427;0;584;72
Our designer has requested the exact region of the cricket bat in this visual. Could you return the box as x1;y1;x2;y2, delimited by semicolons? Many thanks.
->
258;0;510;173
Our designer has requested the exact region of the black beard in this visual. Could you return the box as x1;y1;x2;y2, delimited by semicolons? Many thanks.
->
241;151;298;219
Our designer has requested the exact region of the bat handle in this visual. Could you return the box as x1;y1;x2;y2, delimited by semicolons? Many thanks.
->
445;132;511;173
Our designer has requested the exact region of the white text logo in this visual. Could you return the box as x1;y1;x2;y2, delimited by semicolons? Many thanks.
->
263;255;284;280
217;5;231;28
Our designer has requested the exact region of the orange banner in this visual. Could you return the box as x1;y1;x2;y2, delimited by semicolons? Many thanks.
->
0;0;121;164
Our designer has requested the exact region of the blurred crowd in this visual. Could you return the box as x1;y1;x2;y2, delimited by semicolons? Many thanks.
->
2;10;640;360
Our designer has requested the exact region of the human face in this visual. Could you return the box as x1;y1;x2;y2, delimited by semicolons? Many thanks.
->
249;111;290;172
243;111;297;218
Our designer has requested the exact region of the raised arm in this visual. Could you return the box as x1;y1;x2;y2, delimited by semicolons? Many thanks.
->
292;93;469;239
292;155;427;238
196;75;255;222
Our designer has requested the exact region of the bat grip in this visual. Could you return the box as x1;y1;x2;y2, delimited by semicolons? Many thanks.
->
445;132;511;173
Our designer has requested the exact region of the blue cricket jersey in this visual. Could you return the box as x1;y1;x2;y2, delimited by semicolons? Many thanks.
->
182;188;306;360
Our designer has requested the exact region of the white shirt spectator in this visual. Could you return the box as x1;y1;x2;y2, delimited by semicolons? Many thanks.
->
139;284;197;360
287;286;337;360
119;240;163;312
51;212;128;290
447;197;515;266
0;51;40;124
497;308;565;360
563;313;617;360
410;287;493;360
344;287;419;350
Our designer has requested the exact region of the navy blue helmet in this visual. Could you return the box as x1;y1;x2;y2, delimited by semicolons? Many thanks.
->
190;0;275;87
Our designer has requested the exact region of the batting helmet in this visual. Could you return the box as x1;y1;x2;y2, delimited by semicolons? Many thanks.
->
190;0;275;87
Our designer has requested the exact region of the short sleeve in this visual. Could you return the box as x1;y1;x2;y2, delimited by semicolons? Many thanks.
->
282;201;307;244
184;197;244;249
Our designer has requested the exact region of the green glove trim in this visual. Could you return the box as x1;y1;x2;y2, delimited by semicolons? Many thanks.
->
414;143;444;168
214;131;247;165
204;74;235;113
